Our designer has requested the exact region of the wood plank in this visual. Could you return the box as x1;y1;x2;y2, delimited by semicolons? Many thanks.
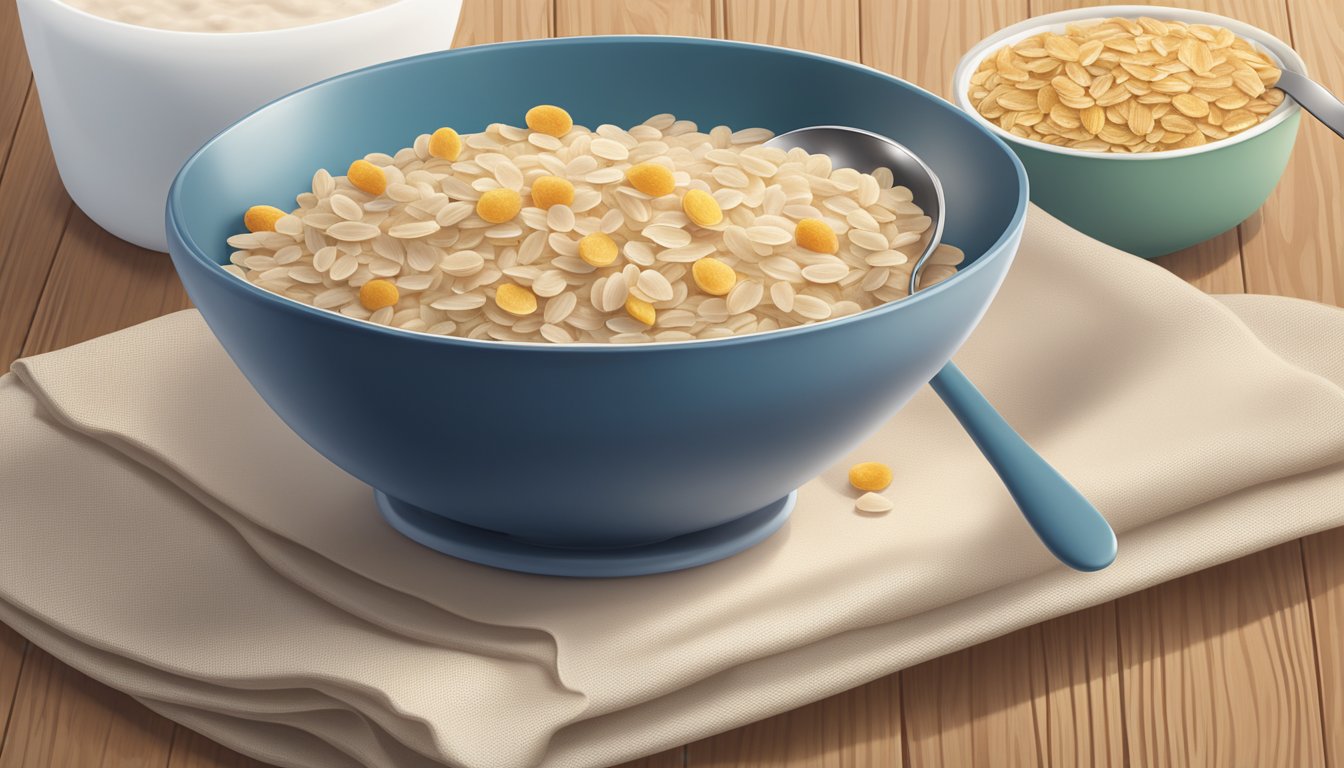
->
1118;542;1326;766
451;0;553;47
722;0;860;59
165;728;272;768
0;647;174;768
686;676;902;767
899;654;972;767
901;608;1124;767
1152;232;1245;293
1039;606;1126;767
0;0;32;175
1028;0;1289;43
0;626;26;758
1243;0;1344;304
0;85;73;367
20;210;191;357
861;0;1030;99
1302;530;1344;767
556;0;715;37
968;626;1049;765
1024;0;1292;67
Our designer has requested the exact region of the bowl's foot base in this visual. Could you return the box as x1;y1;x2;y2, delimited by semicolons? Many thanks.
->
374;491;796;577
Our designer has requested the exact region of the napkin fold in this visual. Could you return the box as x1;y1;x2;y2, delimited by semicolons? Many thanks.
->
2;206;1343;768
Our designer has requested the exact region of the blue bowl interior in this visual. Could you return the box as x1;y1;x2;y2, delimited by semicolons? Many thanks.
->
173;36;1024;283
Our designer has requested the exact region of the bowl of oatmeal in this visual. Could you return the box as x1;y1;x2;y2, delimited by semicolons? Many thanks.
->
167;37;1028;576
953;6;1306;257
15;0;461;252
220;108;966;343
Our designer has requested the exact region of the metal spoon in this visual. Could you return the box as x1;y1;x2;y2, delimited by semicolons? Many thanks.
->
767;126;1117;572
1275;70;1344;141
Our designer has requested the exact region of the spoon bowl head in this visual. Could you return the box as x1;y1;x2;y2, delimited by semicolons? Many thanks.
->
766;125;947;294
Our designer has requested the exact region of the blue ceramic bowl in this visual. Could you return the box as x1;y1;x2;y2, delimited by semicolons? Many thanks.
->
168;37;1027;576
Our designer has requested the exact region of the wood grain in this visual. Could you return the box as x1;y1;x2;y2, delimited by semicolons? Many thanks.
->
165;728;272;768
723;0;860;58
0;0;32;176
1152;231;1246;293
556;0;715;36
20;209;190;356
900;629;1043;765
968;626;1050;766
686;676;903;767
1118;543;1326;766
898;653;973;766
0;647;174;768
1243;0;1344;304
901;608;1125;768
1302;530;1344;766
1039;607;1126;767
451;0;553;47
0;626;25;758
0;86;72;366
861;0;1030;99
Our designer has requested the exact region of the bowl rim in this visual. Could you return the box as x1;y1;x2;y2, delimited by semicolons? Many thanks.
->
168;34;1029;353
952;5;1307;161
19;0;433;40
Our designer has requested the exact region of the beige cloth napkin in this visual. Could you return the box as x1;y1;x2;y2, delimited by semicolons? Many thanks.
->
2;206;1343;768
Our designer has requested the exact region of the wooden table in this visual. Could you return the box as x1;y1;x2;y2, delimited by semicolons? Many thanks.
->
1;0;1341;765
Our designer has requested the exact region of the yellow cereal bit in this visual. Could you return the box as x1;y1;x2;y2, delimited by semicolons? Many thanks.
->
795;218;838;254
476;188;522;224
495;283;537;316
681;189;723;227
428;127;462;161
626;162;675;197
347;159;387;196
578;232;618;267
531;175;575;209
525;104;573;137
243;205;286;233
691;257;736;296
358;279;400;311
625;295;656;326
848;462;892;492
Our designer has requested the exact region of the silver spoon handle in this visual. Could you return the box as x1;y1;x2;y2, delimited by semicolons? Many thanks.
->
1276;70;1344;141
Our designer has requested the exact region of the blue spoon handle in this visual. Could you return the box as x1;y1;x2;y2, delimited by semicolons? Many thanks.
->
928;363;1117;572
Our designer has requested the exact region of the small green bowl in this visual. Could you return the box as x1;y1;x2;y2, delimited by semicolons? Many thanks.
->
953;5;1306;258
